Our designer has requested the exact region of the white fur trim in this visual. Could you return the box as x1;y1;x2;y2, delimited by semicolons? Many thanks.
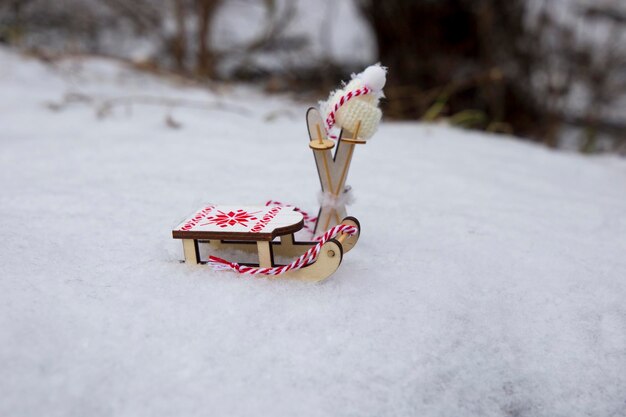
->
318;187;355;209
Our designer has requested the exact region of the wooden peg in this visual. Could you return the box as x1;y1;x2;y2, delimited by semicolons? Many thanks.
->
340;121;367;144
309;123;335;150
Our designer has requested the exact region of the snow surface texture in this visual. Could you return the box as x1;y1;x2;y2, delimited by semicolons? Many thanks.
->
1;48;626;417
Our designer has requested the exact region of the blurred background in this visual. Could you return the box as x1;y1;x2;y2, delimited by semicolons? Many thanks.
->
1;0;624;154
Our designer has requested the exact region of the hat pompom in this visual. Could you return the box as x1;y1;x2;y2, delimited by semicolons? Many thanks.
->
358;64;387;92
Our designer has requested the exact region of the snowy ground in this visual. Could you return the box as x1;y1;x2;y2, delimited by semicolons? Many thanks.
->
1;48;626;417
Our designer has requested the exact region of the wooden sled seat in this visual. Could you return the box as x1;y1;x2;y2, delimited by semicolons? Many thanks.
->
172;205;303;242
173;205;305;266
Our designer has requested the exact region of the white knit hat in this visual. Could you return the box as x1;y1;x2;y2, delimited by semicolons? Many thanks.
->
320;64;387;139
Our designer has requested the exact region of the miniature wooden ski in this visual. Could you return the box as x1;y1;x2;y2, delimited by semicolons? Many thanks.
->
306;108;366;236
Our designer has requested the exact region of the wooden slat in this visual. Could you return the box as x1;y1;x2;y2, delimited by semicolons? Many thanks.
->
257;241;273;267
182;239;199;264
173;205;304;241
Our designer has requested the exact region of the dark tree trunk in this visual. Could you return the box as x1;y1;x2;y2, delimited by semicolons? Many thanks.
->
171;0;188;72
357;0;552;142
195;0;220;78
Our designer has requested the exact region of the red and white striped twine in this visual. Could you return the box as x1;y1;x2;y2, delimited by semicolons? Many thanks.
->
324;86;371;139
207;223;358;276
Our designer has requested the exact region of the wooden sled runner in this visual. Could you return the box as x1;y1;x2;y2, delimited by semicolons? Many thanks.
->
172;205;360;282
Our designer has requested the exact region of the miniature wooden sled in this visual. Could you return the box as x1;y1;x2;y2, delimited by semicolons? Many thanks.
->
172;205;360;282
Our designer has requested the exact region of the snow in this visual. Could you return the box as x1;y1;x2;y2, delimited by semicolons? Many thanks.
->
2;47;626;417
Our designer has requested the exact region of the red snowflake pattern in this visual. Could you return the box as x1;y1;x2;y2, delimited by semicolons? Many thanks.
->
202;209;259;228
